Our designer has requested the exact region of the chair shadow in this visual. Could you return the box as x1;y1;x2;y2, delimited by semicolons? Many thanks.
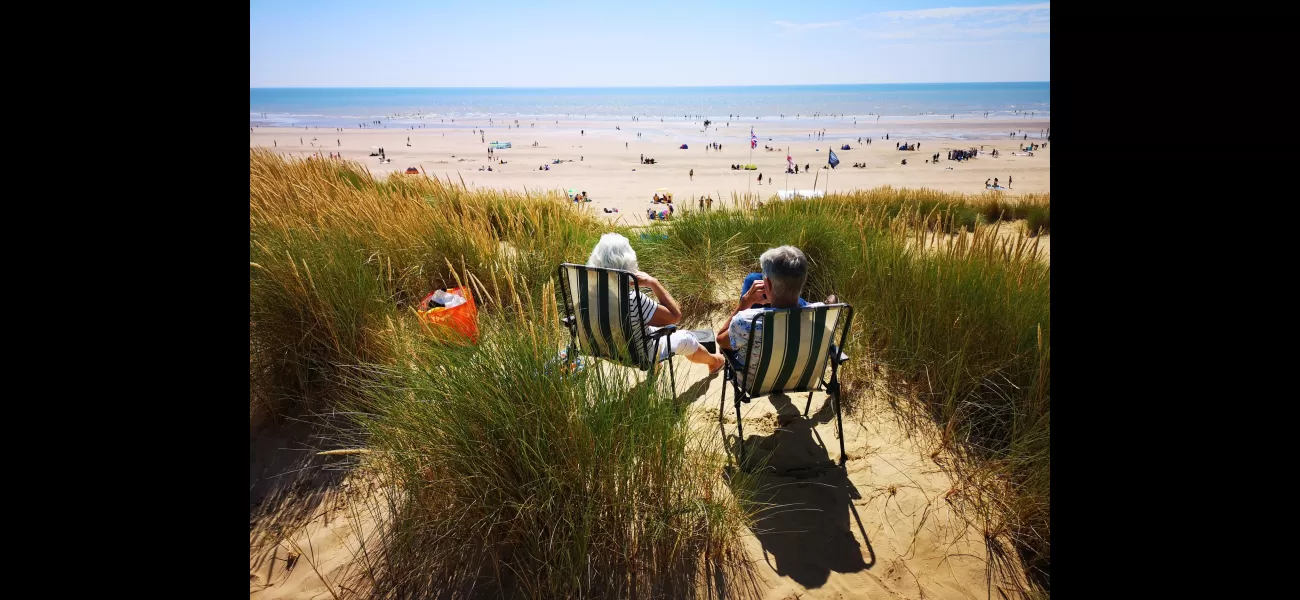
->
724;393;876;589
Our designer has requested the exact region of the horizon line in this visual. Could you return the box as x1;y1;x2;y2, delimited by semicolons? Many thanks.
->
251;81;1050;90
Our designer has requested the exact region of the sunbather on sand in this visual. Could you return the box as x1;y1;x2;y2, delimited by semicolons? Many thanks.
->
587;234;725;372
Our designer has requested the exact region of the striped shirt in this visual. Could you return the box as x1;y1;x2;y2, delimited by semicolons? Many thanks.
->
730;303;825;387
633;291;659;331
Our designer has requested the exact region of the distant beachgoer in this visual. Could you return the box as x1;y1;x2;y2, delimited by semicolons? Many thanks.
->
985;179;991;187
274;141;276;147
690;169;694;181
767;176;772;185
706;197;713;210
757;173;763;184
1008;175;1012;189
993;178;999;188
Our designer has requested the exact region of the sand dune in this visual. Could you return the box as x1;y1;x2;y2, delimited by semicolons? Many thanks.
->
251;340;1010;599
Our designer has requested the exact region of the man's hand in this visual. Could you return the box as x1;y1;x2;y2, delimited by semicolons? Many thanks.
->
740;280;767;307
632;271;658;287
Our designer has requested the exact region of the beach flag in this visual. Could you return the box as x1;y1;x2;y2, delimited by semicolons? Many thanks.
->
751;127;757;149
787;150;793;170
828;149;840;169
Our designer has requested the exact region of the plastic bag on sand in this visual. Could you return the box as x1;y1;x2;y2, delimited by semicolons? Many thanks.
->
418;287;478;344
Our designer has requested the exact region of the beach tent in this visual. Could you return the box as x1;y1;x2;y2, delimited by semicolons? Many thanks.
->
841;144;851;150
743;164;758;170
405;167;420;174
680;144;688;149
489;141;512;149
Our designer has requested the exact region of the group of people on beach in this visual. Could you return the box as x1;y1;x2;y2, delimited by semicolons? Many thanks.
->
985;176;1012;190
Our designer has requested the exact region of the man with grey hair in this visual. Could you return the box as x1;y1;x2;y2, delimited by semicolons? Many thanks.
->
717;246;837;382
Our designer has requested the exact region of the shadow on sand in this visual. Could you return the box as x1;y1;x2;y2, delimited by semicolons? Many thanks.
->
724;393;876;589
249;417;350;584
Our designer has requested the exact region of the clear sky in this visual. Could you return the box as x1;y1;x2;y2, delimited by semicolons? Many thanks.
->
250;1;1049;87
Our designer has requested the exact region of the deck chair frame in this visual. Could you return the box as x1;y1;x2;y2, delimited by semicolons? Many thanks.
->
556;263;678;396
722;303;854;466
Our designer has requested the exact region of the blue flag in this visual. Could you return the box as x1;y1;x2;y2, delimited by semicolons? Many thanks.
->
828;149;840;169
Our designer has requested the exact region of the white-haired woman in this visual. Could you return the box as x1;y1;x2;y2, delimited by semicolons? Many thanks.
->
586;233;725;373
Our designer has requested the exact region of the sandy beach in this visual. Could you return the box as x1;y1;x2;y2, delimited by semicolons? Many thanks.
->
250;117;1049;223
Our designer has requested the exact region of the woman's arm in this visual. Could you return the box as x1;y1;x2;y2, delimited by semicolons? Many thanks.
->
633;271;682;326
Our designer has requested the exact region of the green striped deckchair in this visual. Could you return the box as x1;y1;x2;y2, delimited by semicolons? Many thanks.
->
556;263;678;395
723;303;854;466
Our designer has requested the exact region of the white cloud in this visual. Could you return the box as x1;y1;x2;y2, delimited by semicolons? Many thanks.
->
877;3;1051;21
855;2;1049;43
773;20;847;35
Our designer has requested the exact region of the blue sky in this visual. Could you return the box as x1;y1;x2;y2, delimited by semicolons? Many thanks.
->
250;1;1049;87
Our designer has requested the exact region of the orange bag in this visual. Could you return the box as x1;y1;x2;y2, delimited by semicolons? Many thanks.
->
417;286;479;344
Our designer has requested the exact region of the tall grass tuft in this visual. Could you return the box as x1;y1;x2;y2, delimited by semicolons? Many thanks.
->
249;149;605;419
338;306;752;599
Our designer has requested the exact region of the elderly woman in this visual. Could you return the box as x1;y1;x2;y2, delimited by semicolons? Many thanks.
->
587;233;724;373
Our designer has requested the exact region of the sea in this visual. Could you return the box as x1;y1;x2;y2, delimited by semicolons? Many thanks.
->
250;82;1049;139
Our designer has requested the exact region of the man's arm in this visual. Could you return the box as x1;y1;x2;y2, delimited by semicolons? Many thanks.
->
718;281;768;350
633;271;682;326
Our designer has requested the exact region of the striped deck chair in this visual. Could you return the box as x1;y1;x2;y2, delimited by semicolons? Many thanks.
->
723;303;854;466
555;263;678;395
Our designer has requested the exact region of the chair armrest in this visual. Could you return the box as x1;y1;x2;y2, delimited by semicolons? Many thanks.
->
647;324;677;338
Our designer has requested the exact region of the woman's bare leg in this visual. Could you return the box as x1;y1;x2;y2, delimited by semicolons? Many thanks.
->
684;347;725;372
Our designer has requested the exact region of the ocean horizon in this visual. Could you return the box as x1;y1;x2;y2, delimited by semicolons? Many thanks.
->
250;82;1049;129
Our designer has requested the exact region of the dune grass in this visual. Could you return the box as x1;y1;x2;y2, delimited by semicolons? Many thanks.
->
250;151;1049;597
338;305;751;598
250;150;753;598
250;149;605;419
635;191;1051;594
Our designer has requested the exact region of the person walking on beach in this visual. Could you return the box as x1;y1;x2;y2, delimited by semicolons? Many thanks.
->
338;139;340;146
690;169;694;181
706;196;713;210
757;172;763;185
699;196;704;211
1008;175;1012;189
